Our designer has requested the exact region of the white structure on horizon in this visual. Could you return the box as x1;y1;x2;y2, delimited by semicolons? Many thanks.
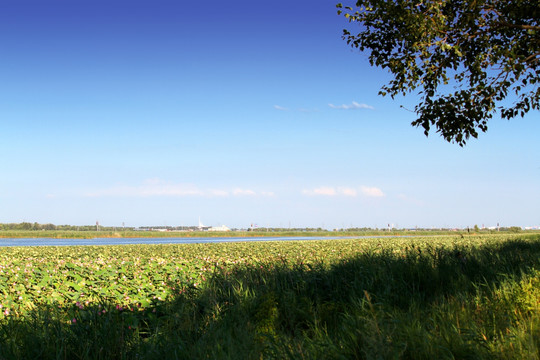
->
208;225;231;232
198;217;229;231
198;217;211;231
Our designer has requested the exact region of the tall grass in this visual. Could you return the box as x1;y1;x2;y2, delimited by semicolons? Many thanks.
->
0;235;539;359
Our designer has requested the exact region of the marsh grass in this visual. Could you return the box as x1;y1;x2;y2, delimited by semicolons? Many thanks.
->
0;235;539;359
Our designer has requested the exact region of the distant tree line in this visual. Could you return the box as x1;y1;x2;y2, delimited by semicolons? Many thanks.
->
0;222;134;231
249;227;328;232
0;222;529;233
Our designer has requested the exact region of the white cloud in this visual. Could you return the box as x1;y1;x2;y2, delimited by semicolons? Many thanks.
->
303;185;384;198
361;186;385;197
302;187;337;196
232;188;257;196
85;182;203;197
208;189;230;197
273;105;288;111
328;101;374;110
339;187;358;197
84;179;272;198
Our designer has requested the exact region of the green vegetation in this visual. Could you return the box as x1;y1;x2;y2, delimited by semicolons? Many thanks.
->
338;0;539;145
1;221;536;239
0;234;539;359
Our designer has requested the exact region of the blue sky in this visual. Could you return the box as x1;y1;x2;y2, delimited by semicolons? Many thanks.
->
1;0;538;229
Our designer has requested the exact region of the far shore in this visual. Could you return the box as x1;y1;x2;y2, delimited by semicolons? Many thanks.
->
0;229;536;239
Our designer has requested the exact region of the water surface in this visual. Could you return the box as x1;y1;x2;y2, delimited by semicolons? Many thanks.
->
0;236;396;247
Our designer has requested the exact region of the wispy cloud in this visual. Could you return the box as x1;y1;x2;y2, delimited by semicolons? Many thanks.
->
85;183;202;197
328;101;374;110
303;185;384;198
232;188;257;196
273;105;289;111
207;189;230;197
360;186;385;197
339;187;358;197
304;187;338;196
84;179;273;198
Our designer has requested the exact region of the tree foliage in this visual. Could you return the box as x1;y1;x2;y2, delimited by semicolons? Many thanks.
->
337;0;539;145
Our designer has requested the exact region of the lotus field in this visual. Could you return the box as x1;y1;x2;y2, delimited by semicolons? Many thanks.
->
0;234;539;359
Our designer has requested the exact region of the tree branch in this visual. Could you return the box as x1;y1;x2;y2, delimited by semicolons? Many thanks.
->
494;21;540;32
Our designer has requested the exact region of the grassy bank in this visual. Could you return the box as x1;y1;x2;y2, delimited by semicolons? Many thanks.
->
0;234;539;359
0;229;535;239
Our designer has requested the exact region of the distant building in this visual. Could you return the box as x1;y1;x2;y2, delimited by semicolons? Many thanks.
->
198;217;210;231
208;225;231;232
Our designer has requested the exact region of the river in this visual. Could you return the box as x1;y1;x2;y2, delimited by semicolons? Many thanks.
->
0;235;398;247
